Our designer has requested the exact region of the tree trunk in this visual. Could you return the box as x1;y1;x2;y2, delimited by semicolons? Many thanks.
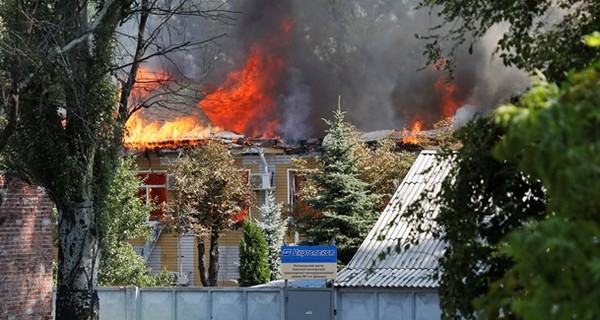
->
208;229;220;286
55;180;99;319
55;207;99;319
197;237;209;287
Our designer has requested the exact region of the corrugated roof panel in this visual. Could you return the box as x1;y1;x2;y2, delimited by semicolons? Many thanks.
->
337;268;438;288
336;151;452;288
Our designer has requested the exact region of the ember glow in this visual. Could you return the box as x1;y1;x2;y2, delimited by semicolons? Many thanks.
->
198;18;294;138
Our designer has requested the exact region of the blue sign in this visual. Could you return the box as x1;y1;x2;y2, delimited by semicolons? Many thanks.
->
281;245;337;263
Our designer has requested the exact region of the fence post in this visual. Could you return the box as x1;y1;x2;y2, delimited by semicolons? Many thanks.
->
125;287;139;320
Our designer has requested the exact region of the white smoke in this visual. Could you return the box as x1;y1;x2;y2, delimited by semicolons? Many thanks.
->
452;104;480;128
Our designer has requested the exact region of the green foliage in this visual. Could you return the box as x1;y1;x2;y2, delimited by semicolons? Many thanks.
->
239;221;270;286
166;140;252;235
96;157;171;287
494;65;600;217
100;157;151;246
355;138;416;208
419;0;600;81
399;119;546;319
98;243;174;287
257;191;288;281
165;140;253;286
299;107;380;266
478;51;600;318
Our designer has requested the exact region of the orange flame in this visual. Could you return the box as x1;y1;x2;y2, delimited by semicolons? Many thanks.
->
401;120;422;144
434;75;462;118
402;71;463;142
123;66;223;149
123;112;221;149
130;68;170;104
199;18;295;138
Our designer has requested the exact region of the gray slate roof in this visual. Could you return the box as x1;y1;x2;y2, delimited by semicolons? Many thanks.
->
336;150;452;288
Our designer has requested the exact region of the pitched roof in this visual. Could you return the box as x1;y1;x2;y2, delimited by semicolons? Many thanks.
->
336;150;452;288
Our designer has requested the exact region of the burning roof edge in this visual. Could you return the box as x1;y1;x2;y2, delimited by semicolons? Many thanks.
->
123;126;450;157
123;129;324;156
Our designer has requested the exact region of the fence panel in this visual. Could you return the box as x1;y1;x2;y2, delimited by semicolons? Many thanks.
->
247;290;283;320
176;291;209;320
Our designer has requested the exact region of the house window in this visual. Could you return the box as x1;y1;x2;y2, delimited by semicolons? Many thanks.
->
287;169;304;206
138;172;167;221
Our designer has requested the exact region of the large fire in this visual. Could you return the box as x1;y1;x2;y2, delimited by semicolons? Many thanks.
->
400;73;463;144
124;18;293;149
124;15;463;149
199;18;294;138
198;47;282;138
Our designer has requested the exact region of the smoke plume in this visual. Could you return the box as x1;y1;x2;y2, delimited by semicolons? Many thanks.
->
151;0;530;139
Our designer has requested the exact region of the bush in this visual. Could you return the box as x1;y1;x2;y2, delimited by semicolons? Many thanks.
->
238;221;270;286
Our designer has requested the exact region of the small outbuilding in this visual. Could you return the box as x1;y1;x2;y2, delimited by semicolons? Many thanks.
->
335;150;451;320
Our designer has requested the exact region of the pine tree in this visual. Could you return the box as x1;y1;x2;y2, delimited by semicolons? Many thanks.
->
257;191;288;281
238;221;270;286
301;106;380;266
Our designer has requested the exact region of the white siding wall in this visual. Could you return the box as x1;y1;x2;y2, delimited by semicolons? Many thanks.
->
146;246;162;275
180;235;195;286
218;246;240;284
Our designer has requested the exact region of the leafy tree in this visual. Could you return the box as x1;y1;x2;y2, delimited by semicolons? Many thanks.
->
419;0;600;81
299;107;380;266
477;34;600;318
399;119;546;319
0;0;230;318
257;190;288;281
355;138;416;208
97;157;173;287
165;140;253;287
238;221;270;286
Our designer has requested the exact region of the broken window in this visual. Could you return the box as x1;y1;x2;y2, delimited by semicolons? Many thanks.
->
138;172;168;221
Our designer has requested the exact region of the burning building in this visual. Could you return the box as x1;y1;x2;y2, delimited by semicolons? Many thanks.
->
122;0;531;286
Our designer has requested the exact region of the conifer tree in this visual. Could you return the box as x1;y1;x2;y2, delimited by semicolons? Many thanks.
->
301;106;380;266
257;191;288;281
238;221;270;286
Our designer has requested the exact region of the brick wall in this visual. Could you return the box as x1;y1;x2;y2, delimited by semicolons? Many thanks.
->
0;174;54;320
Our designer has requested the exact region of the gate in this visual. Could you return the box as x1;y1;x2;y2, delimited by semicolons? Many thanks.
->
286;288;333;320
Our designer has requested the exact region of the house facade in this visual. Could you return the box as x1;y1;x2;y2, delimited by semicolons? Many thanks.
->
130;136;320;286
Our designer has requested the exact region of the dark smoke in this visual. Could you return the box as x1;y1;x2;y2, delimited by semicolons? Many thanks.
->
151;0;530;139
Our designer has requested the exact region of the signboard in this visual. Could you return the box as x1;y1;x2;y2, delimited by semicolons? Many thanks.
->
281;245;337;280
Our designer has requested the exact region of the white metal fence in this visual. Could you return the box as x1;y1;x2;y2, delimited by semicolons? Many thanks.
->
97;287;284;320
53;287;440;320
